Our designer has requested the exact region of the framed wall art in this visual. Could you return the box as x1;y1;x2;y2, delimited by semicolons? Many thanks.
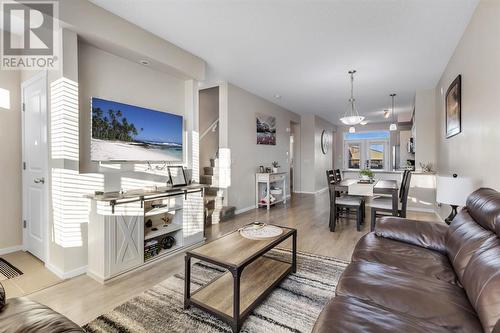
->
445;75;462;138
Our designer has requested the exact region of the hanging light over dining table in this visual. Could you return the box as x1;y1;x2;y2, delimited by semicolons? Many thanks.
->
340;70;365;126
389;93;397;131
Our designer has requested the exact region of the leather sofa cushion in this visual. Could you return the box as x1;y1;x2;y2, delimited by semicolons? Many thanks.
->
0;297;83;333
462;239;500;333
312;295;454;333
336;261;483;332
352;233;459;285
0;284;4;310
447;209;498;283
375;216;448;254
466;188;500;234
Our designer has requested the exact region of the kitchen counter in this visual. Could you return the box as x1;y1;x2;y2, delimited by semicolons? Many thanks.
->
342;169;435;175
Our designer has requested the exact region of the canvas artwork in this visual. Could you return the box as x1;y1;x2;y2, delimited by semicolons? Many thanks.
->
445;75;462;138
256;113;276;145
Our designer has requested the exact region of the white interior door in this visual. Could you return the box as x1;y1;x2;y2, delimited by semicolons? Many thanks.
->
22;73;48;262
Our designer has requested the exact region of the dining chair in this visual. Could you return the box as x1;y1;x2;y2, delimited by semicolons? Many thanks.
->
399;169;409;201
371;170;408;201
327;170;364;232
370;170;412;231
326;170;335;184
334;169;342;182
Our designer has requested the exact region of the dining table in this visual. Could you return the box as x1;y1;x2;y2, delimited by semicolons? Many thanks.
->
331;179;399;216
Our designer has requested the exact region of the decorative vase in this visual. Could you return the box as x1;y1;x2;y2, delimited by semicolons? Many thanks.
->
272;167;278;173
361;175;369;181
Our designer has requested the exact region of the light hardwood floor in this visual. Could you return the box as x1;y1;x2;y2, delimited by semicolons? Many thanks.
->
1;251;61;298
28;192;442;326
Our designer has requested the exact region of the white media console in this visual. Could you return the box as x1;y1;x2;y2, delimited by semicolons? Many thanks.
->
87;184;205;283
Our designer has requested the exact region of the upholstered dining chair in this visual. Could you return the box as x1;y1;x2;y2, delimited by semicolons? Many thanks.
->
370;170;412;231
327;170;364;232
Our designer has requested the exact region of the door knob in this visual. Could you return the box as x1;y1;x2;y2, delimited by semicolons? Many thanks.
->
34;177;45;184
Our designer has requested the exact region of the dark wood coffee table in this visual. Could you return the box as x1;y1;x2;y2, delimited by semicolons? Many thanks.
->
184;224;297;332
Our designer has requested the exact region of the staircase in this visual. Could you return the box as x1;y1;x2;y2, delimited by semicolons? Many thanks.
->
201;158;236;224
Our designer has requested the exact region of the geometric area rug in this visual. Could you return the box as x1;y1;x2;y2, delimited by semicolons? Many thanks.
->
83;249;348;333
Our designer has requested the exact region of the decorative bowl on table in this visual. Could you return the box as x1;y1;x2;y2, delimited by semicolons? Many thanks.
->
239;223;283;240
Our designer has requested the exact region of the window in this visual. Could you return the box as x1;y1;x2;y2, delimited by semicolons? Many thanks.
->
344;131;389;170
369;142;385;169
347;142;361;169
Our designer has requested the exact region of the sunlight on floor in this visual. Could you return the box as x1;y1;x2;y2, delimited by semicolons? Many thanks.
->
0;251;62;299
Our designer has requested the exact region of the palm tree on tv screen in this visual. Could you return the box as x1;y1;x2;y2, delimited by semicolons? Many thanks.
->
92;107;141;142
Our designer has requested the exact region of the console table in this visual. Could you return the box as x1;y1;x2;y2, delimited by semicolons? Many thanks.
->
255;172;287;210
87;184;206;283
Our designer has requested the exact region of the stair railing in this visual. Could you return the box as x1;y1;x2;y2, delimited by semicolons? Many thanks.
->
200;118;219;141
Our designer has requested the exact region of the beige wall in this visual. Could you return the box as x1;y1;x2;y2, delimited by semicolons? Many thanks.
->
0;67;22;251
299;115;335;193
314;116;335;192
415;89;437;169
290;121;301;192
199;87;219;173
435;0;500;192
299;115;315;193
226;83;300;211
78;41;186;180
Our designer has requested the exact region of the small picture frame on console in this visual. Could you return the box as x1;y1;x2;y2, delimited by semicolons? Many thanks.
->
168;166;187;187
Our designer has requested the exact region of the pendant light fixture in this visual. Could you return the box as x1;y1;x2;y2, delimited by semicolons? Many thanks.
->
389;93;397;131
340;70;365;125
349;126;356;133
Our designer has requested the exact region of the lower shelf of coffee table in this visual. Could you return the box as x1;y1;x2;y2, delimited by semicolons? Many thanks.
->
191;256;291;317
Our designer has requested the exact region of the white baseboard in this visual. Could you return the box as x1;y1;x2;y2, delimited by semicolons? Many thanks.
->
235;195;292;215
294;187;328;195
45;263;87;280
315;187;328;194
86;269;105;284
0;245;23;256
235;205;256;215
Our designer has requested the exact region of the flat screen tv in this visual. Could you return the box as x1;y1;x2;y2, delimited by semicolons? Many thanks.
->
91;97;183;162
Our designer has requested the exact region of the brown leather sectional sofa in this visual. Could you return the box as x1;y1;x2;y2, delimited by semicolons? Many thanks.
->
0;284;83;332
313;188;500;333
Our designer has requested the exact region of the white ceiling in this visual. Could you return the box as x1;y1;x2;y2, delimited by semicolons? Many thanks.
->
90;0;478;125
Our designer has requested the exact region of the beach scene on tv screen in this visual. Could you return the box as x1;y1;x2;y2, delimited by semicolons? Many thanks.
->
91;97;183;161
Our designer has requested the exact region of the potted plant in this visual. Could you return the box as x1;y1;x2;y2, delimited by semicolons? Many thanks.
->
359;168;374;181
419;162;434;173
272;161;280;173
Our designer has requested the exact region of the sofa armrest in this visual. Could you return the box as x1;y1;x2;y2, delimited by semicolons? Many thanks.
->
0;283;4;310
0;297;83;332
374;216;448;254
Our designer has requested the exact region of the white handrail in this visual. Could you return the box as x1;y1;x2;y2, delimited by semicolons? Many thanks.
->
200;118;219;140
